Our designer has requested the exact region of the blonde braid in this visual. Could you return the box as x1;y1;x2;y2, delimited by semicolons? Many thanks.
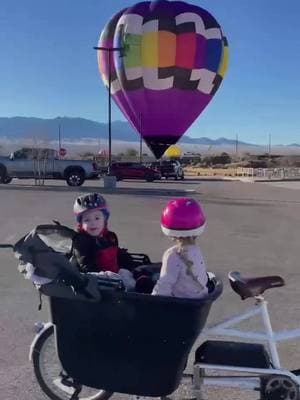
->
176;238;195;276
176;237;204;289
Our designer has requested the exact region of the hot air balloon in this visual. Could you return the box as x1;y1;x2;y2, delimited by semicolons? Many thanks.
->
164;144;181;158
97;0;228;159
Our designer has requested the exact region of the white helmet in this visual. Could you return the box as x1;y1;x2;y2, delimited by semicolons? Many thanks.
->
73;193;109;222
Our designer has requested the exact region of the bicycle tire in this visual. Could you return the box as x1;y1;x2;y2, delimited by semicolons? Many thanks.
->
31;324;113;400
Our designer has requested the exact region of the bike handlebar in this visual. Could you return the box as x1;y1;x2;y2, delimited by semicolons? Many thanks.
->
0;244;14;249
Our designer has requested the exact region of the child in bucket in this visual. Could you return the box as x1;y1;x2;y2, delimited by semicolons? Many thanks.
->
72;193;135;289
152;197;208;299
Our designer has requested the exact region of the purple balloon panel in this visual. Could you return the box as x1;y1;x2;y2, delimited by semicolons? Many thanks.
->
98;0;229;158
114;88;212;158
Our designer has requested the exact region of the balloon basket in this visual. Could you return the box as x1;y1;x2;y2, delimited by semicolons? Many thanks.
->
103;175;117;189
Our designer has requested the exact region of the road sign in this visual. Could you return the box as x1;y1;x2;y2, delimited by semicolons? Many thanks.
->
59;148;67;157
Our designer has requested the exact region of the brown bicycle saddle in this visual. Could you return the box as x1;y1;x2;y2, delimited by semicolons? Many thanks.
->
228;271;285;300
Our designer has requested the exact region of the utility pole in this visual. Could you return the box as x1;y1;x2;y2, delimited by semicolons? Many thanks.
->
94;45;123;175
58;123;61;152
139;113;143;164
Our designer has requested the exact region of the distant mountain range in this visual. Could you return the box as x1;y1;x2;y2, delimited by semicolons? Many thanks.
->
0;116;299;149
0;116;255;146
289;143;300;147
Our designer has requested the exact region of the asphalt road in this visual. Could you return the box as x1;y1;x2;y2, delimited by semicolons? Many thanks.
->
1;177;300;400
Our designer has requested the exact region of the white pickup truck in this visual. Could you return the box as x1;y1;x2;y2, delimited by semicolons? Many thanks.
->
0;148;99;186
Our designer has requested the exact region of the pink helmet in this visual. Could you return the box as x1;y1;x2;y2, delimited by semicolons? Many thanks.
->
161;197;206;237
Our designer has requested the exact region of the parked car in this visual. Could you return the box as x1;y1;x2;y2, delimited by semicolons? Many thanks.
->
0;147;99;186
150;160;184;180
110;162;161;182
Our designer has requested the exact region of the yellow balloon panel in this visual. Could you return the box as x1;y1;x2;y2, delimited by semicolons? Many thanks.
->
164;145;181;158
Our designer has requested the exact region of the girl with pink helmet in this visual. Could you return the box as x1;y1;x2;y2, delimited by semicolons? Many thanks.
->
152;197;208;299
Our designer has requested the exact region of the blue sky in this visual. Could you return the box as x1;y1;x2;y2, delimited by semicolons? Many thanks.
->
1;0;300;145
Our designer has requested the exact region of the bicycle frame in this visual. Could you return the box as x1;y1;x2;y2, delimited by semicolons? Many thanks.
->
193;295;300;393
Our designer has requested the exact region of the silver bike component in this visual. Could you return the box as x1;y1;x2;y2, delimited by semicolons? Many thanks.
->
34;321;46;334
194;291;300;394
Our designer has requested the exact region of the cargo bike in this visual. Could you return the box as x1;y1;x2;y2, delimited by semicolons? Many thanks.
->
2;224;299;400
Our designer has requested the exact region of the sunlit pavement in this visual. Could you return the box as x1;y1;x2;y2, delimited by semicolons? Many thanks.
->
1;177;300;399
262;180;300;190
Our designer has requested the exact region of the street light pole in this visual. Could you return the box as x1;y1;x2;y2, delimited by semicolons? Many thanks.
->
108;52;112;171
58;123;61;153
139;113;143;164
94;46;123;175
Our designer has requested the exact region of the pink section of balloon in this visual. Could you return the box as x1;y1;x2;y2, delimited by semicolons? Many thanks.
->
97;0;228;159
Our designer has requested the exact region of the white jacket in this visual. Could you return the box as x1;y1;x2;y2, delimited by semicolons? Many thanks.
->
152;244;208;299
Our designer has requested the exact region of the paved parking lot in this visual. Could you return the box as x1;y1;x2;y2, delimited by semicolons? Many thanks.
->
263;180;300;190
1;177;300;399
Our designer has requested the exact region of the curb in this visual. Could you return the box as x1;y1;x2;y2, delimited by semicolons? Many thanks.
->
223;177;255;183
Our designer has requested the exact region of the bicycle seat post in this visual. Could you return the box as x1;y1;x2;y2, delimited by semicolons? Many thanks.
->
254;294;265;304
257;295;281;369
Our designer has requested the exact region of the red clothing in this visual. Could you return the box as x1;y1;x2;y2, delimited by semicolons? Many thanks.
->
72;228;120;273
96;245;119;273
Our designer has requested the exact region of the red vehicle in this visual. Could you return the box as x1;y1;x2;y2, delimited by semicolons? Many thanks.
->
110;162;161;182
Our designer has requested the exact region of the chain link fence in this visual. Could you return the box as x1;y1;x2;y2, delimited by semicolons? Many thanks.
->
184;166;300;180
254;167;300;179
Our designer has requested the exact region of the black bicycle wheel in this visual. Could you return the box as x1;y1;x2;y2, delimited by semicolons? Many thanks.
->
31;324;113;400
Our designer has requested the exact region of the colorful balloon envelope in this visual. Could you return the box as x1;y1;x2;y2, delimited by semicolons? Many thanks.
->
97;0;228;159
